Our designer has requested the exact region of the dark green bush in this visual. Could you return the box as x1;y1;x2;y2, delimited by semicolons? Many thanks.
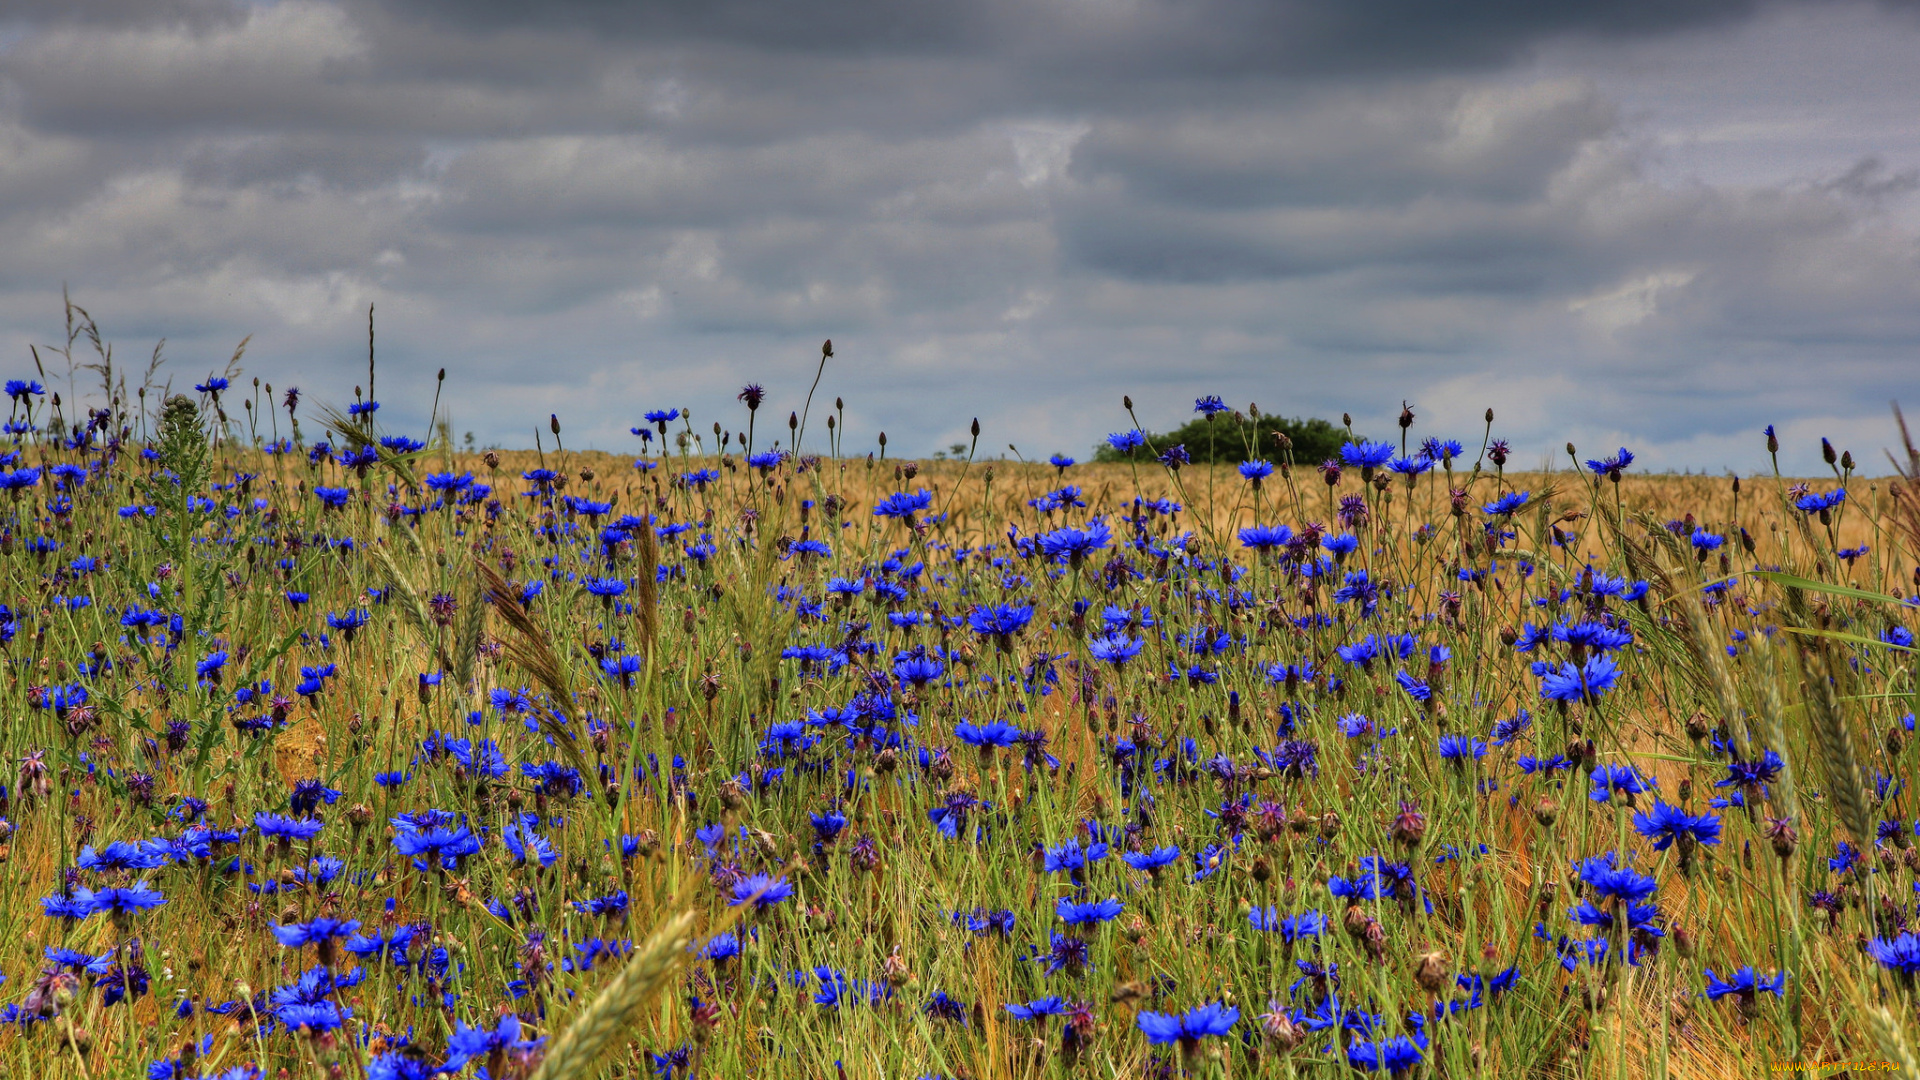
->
1093;411;1347;465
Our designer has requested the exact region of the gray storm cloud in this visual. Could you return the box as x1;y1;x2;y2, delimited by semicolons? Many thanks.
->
0;0;1917;474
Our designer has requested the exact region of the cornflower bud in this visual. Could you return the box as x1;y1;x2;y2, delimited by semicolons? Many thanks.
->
1413;950;1448;994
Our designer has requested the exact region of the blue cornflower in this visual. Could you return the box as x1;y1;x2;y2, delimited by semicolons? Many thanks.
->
953;719;1023;749
288;779;341;815
1387;455;1432;477
729;873;793;908
1006;997;1068;1020
1347;1032;1428;1075
1336;635;1381;669
1087;633;1143;668
1249;907;1326;941
444;1014;541;1072
1704;967;1787;1003
502;820;559;868
41;892;94;920
954;907;1015;937
1718;750;1784;791
370;1052;437;1079
1396;670;1432;703
1238;459;1274;483
0;467;43;491
702;932;742;964
969;603;1033;642
490;687;535;715
787;538;831;560
45;946;111;974
573;891;630;918
1332;571;1381;615
893;650;944;686
1554;621;1634;653
1490;709;1532;745
1436;735;1486;764
1483;490;1530;516
1056;897;1124;925
82;881;167;915
78;840;171;873
1340;440;1395;470
1038;521;1111;564
1194;395;1229;416
1038;932;1092;975
256;813;325;843
1137;1001;1239;1046
1588;764;1658;803
872;489;934;519
1570;896;1663;937
1866;933;1920;974
1238;523;1293;551
271;917;362;950
1583;447;1635;480
1539;655;1622;704
1794;488;1847;515
1106;430;1147;454
673;468;719;491
1122;846;1181;874
523;760;584;798
584;577;628;600
278;1000;348;1034
809;811;848;844
1043;839;1109;875
1632;802;1722;850
1574;852;1658;903
391;820;482;872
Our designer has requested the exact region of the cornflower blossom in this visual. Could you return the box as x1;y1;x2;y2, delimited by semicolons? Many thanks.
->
1137;1001;1239;1048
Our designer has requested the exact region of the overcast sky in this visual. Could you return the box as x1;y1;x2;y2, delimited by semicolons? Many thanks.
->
2;0;1918;475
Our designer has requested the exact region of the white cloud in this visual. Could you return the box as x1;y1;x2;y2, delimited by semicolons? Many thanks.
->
1567;269;1697;336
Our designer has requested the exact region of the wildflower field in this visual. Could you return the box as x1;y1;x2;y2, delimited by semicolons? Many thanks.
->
4;343;1920;1080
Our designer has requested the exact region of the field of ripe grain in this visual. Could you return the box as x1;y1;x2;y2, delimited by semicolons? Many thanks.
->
2;384;1916;1080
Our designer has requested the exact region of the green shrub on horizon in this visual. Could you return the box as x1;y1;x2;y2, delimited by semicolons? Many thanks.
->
1093;410;1348;465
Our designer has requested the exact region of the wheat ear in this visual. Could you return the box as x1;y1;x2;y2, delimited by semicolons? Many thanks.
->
1783;588;1875;846
634;521;659;658
531;909;700;1080
1867;1006;1920;1078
